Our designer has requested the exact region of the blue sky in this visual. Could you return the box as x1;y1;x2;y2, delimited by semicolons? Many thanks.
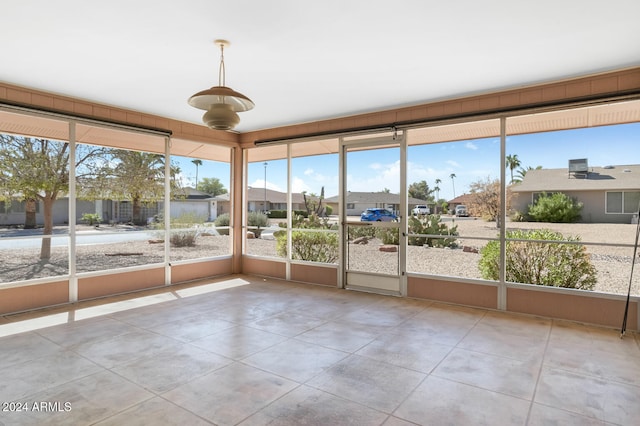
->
174;122;639;201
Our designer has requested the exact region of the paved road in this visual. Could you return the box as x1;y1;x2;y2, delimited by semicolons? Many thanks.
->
0;228;155;249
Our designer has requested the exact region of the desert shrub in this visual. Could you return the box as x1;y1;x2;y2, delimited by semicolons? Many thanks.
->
291;212;336;230
276;230;338;263
170;230;197;247
376;227;399;245
408;214;458;248
478;229;596;290
528;192;582;223
324;205;333;216
275;213;339;263
248;211;269;228
510;210;527;222
214;213;230;227
81;213;101;226
348;225;377;240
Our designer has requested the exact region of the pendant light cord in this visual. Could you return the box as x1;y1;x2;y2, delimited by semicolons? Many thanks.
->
218;43;226;87
621;201;640;337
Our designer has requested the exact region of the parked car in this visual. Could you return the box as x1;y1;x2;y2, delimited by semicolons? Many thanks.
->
454;205;469;217
360;208;398;222
411;204;430;215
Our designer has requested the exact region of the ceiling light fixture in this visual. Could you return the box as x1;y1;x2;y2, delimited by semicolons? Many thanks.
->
188;39;254;131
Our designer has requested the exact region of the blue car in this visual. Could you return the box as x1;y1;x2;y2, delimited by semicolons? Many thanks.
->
360;208;398;222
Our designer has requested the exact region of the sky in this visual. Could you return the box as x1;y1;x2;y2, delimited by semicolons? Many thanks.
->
172;122;640;202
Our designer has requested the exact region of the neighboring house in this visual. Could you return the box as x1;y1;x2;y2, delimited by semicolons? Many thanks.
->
0;198;96;226
216;187;309;215
447;194;473;215
164;187;219;222
510;163;640;223
0;187;220;226
324;192;429;217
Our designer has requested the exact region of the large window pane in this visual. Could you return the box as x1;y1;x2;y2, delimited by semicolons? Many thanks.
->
245;146;287;258
169;154;232;261
0;132;70;282
75;138;167;273
290;143;339;264
406;119;501;281
507;104;640;296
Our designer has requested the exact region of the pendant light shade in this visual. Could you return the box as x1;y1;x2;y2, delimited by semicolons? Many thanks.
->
188;40;254;131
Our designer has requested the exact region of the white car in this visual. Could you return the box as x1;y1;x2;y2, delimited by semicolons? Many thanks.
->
455;205;469;217
412;205;430;215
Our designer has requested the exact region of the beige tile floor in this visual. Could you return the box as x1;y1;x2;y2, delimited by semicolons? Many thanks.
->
1;275;639;425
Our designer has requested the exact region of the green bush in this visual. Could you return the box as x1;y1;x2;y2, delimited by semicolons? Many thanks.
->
276;230;339;263
528;192;582;223
376;227;399;245
478;229;596;290
348;225;377;240
171;211;207;227
324;205;333;216
81;213;101;226
290;212;336;230
268;210;287;219
214;213;230;227
248;211;269;228
408;214;458;248
267;210;308;219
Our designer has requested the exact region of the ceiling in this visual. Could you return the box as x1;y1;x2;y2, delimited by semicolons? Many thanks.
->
1;1;639;133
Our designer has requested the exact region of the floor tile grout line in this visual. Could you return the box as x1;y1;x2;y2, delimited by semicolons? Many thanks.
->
524;316;554;425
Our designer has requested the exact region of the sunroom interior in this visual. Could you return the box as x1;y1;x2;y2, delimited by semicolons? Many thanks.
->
2;1;640;421
2;71;640;330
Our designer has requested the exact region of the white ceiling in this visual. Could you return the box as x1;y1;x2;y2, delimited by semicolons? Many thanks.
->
2;0;639;133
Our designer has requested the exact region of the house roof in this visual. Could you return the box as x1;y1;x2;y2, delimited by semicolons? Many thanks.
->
324;192;427;205
216;188;307;204
182;187;216;199
448;194;473;204
511;164;640;192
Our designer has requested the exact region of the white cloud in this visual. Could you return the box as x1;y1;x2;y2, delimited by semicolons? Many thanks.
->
446;160;461;168
303;168;314;176
291;176;311;193
249;179;283;192
465;141;478;150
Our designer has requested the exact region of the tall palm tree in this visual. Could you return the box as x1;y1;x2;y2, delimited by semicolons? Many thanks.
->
192;159;203;189
449;173;456;198
505;154;521;184
434;178;442;200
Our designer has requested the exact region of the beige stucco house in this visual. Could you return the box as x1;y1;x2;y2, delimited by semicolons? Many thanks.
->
511;163;640;223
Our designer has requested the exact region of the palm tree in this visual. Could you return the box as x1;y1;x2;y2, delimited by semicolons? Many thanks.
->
192;159;203;189
505;154;521;184
434;178;442;200
449;173;456;198
513;165;542;183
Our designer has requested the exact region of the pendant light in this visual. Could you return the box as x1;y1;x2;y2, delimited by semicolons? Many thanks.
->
188;39;254;130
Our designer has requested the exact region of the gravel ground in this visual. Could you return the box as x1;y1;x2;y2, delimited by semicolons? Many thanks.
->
2;219;639;296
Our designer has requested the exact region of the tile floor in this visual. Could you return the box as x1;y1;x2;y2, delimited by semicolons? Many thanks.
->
0;275;639;425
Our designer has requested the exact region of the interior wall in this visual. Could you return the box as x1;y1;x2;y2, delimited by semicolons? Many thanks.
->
507;287;637;330
171;258;233;284
78;268;166;300
0;281;68;314
407;277;499;309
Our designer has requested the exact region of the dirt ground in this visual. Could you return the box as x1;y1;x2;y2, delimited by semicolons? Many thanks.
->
2;219;639;296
